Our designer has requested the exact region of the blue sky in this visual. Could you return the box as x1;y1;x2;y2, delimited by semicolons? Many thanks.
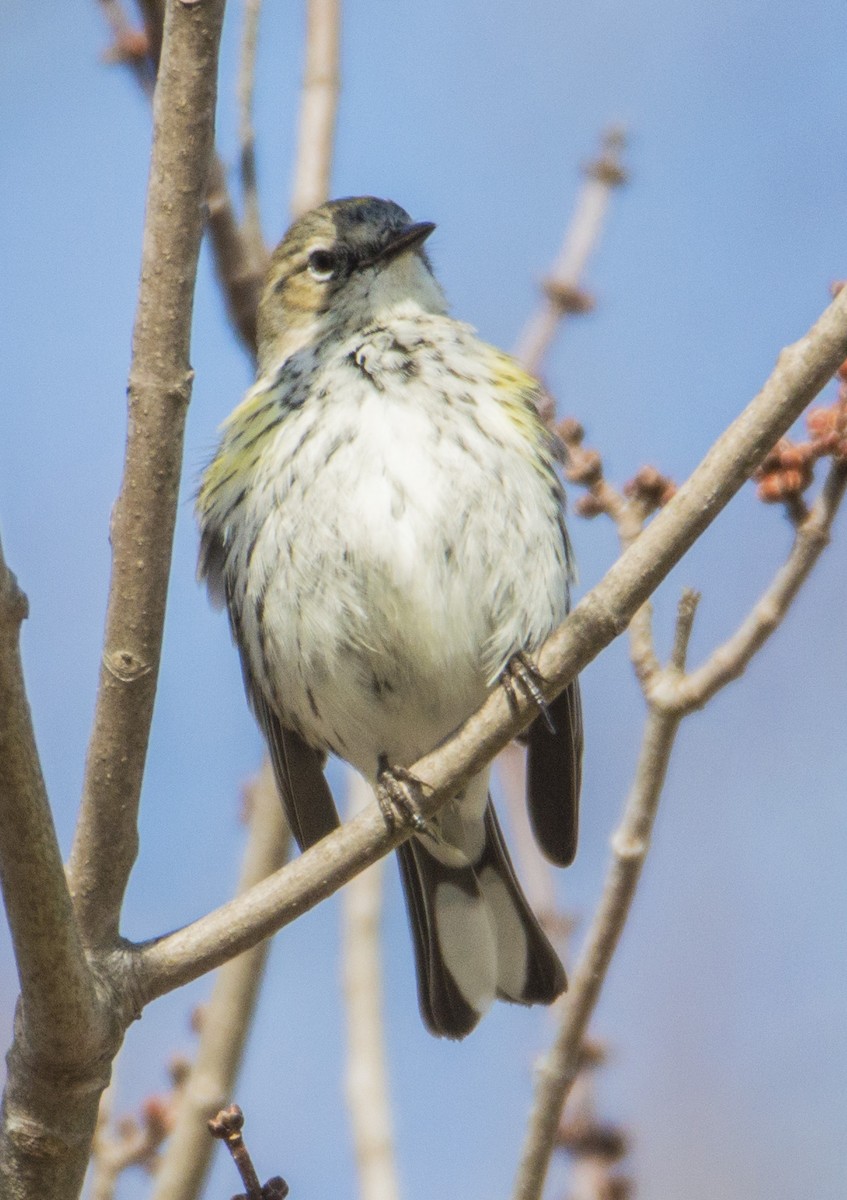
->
1;2;845;1198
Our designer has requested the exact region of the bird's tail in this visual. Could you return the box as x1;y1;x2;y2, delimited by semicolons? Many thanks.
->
397;800;566;1039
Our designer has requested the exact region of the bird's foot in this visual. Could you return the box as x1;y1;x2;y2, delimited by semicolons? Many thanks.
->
376;758;430;835
501;651;556;734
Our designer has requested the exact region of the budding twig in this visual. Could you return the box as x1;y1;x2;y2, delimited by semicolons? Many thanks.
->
209;1105;289;1200
514;127;628;375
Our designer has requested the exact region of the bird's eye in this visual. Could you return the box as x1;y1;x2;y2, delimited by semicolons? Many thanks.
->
307;249;338;281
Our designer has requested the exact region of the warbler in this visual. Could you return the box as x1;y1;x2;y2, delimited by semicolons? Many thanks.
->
197;197;582;1039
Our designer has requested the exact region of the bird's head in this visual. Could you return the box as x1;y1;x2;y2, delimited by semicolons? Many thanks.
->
256;196;444;370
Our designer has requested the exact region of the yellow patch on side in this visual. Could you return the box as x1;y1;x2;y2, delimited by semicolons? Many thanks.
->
197;378;281;516
485;345;552;453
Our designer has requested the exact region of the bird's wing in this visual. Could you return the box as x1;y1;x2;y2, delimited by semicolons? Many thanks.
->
526;678;582;867
251;688;340;851
198;523;340;852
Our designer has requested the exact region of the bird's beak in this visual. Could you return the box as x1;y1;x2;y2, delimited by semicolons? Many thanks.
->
371;221;436;266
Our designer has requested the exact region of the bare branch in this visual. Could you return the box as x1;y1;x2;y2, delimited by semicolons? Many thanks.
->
237;0;266;266
560;423;679;689
98;0;155;94
134;283;847;1002
342;770;401;1200
513;443;845;1198
207;153;265;359
1;4;227;1192
513;670;683;1200
89;1066;186;1200
658;458;847;713
151;761;290;1200
289;0;341;218
0;538;99;1062
209;1105;289;1200
95;0;266;361
68;0;227;951
514;128;627;375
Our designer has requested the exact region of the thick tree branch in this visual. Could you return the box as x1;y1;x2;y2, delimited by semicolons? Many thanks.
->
342;771;401;1200
133;283;847;1001
0;4;228;1195
68;0;227;951
289;0;341;218
151;761;290;1200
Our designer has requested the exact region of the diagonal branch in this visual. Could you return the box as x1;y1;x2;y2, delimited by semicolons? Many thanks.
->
206;152;265;358
132;281;847;1002
514;127;627;376
68;0;227;951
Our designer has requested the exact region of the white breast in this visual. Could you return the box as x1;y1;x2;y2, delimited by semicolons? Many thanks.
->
232;318;569;779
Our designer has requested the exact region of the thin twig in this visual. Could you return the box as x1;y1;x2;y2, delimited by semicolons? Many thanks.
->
289;0;341;217
657;458;847;713
342;770;401;1200
559;422;671;688
514;128;628;376
89;1063;187;1200
209;1106;288;1199
207;153;266;359
237;0;266;267
98;0;155;94
151;761;291;1200
133;282;847;1001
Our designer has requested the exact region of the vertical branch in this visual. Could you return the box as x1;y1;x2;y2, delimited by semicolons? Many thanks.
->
514;128;627;376
0;538;99;1063
150;762;290;1200
68;0;227;949
342;770;401;1200
237;0;267;268
289;0;341;217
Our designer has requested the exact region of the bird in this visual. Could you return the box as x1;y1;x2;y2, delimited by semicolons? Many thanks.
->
197;196;583;1038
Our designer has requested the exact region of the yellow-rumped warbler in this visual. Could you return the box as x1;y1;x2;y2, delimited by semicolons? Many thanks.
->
197;197;582;1038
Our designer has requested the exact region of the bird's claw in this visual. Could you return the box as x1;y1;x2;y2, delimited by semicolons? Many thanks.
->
501;652;556;734
377;760;430;834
